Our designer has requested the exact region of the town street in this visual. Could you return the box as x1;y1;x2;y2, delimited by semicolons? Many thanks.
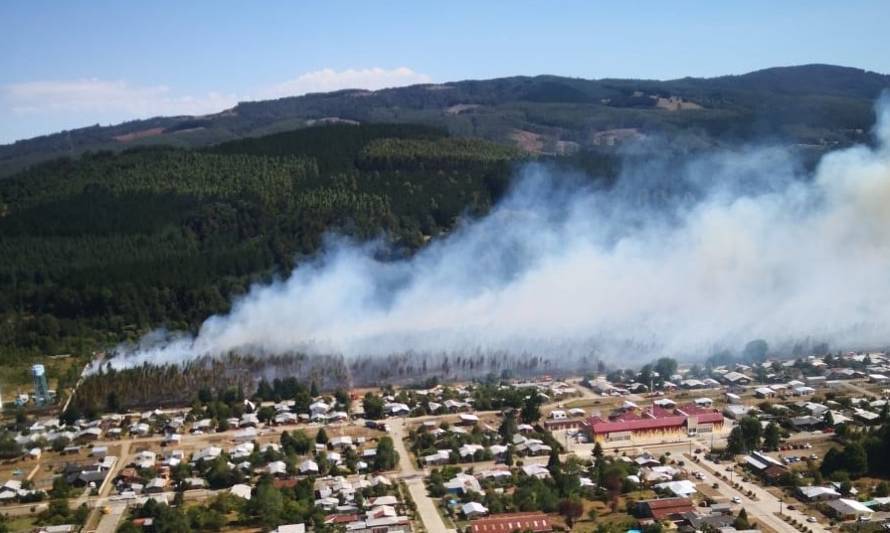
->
390;418;454;533
690;445;826;533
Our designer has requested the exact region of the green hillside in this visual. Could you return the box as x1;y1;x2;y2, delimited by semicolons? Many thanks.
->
1;64;887;177
0;124;521;365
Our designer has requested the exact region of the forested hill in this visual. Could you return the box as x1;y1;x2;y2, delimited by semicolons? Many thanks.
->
0;124;520;369
2;64;889;177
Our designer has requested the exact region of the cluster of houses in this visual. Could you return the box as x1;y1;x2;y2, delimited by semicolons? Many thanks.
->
111;431;384;501
418;418;552;467
581;351;890;445
796;484;886;520
310;475;411;533
433;464;594;522
363;379;579;420
0;479;43;502
635;497;753;532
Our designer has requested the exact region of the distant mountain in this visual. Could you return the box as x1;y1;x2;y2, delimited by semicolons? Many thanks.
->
2;64;888;177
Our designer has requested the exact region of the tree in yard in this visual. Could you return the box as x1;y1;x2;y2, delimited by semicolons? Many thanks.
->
820;447;841;477
841;442;868;478
558;497;584;527
256;406;276;423
592;441;604;463
428;469;446;497
763;422;780;451
726;426;746;455
547;448;562;476
50;476;73;499
255;379;274;401
654;358;678;384
504;446;514;467
498;411;518;443
520;395;542;424
822;442;867;479
310;381;319;398
249;482;284;529
280;430;311;455
739;416;763;451
373;436;399;471
50;436;70;453
335;389;351;412
733;508;751;530
824;410;835;428
363;393;385;420
315;428;329;445
639;365;654;388
293;386;312;414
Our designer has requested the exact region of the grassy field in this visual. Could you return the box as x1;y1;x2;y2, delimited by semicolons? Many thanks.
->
4;516;37;532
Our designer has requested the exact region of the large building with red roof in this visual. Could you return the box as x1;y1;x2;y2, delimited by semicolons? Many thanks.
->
583;403;724;444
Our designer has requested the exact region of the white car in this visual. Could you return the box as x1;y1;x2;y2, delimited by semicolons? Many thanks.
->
807;517;817;523
731;496;742;503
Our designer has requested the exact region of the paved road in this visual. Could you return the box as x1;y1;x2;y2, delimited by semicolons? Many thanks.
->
94;501;127;533
690;448;825;533
84;448;127;532
390;418;453;533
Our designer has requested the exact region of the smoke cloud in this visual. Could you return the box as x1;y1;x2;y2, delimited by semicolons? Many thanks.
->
108;99;890;369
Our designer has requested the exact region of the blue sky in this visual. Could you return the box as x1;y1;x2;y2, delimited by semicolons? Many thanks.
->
1;1;889;144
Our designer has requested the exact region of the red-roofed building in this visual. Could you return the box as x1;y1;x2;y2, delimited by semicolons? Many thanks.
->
469;512;552;533
638;497;696;521
324;513;361;525
272;478;299;489
583;403;724;444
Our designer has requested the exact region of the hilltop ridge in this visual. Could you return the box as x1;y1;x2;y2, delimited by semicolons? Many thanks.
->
2;63;888;177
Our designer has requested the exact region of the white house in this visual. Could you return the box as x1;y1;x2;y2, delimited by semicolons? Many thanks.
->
229;484;252;500
462;501;488;518
299;459;319;475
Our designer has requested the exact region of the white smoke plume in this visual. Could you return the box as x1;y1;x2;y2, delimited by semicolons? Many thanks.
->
107;99;890;369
